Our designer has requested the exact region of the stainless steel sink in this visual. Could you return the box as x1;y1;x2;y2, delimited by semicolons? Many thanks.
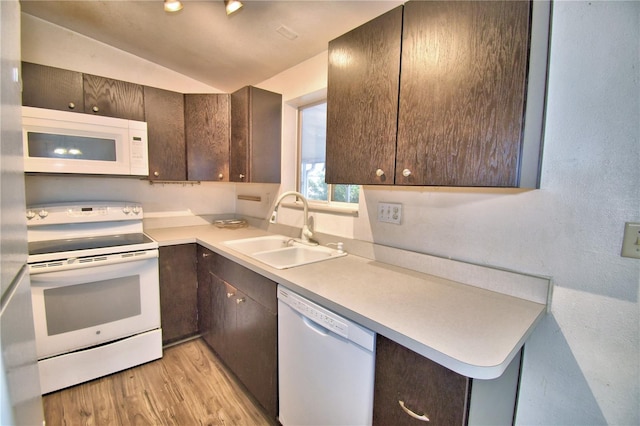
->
223;235;347;269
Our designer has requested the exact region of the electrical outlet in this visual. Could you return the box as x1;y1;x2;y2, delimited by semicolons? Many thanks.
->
621;222;640;259
378;202;402;224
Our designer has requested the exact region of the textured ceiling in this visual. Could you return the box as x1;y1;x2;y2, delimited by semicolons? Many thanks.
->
20;0;402;92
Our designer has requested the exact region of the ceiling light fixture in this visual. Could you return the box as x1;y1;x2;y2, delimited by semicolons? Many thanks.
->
225;0;243;16
164;0;183;13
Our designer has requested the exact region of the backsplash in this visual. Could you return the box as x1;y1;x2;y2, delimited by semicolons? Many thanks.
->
24;175;236;214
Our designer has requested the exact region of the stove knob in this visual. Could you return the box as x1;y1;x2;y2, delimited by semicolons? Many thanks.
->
122;206;131;214
38;209;49;218
132;206;141;214
26;210;36;220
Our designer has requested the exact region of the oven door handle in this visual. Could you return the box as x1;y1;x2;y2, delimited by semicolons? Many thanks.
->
28;249;158;275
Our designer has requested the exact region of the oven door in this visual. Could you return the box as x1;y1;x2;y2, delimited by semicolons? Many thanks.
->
29;250;160;360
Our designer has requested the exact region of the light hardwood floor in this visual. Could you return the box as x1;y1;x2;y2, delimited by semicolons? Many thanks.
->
43;338;274;425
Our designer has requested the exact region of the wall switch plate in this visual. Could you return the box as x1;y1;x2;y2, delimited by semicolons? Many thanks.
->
621;222;640;259
378;202;402;224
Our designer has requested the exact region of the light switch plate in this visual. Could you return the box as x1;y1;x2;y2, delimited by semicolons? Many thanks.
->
378;202;402;224
621;222;640;259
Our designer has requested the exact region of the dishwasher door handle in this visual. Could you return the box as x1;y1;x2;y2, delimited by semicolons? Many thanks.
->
302;316;330;336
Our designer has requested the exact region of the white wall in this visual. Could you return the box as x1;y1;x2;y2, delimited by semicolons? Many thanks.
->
21;14;221;93
256;2;640;424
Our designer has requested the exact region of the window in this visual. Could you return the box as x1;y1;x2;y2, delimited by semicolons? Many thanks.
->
298;101;359;207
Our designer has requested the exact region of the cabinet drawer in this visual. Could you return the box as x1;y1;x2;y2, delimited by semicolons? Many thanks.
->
213;252;277;313
374;335;470;426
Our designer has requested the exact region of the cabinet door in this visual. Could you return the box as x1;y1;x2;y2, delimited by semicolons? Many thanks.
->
196;246;213;345
230;86;250;182
144;86;186;181
396;1;530;186
230;86;281;183
159;244;198;345
83;74;145;121
208;274;237;362
373;335;470;426
325;6;402;185
184;94;230;181
22;62;84;112
234;294;278;419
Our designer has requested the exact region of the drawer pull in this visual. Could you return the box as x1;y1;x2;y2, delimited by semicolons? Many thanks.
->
236;297;246;304
226;292;235;298
399;400;429;422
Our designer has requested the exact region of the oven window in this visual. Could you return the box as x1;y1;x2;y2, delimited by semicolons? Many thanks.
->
43;275;141;336
27;132;117;161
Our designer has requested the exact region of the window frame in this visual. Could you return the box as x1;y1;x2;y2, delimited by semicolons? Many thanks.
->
296;99;359;214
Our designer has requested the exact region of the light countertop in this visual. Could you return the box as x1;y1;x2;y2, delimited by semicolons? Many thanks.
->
146;224;547;380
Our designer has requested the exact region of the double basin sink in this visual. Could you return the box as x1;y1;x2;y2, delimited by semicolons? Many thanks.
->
223;235;347;269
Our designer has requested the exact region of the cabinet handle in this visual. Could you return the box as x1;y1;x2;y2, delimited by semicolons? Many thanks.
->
153;171;160;177
226;292;235;299
375;169;385;177
236;297;246;304
398;400;429;422
239;174;245;180
68;102;76;110
201;252;211;258
402;169;412;177
92;105;100;113
218;173;224;180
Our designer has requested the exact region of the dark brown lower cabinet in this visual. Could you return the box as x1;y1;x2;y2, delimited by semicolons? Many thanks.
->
196;245;214;346
197;247;278;420
374;335;522;426
159;244;198;345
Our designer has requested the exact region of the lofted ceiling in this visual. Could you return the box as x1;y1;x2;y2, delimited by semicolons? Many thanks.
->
20;0;402;92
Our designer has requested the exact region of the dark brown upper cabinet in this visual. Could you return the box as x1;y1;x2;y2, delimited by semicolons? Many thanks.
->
22;62;145;122
146;91;231;182
185;94;230;181
144;86;187;181
230;86;282;183
326;1;550;188
326;6;403;186
22;62;84;112
83;74;144;121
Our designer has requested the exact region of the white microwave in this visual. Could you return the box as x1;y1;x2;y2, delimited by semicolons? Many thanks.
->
22;106;149;176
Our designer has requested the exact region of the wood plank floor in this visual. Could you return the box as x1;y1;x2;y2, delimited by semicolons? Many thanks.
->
43;338;274;426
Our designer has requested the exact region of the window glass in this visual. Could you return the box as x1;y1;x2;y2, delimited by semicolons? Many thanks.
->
299;101;359;205
299;102;327;201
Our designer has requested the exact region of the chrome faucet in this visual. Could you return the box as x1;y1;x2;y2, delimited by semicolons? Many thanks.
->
270;191;314;243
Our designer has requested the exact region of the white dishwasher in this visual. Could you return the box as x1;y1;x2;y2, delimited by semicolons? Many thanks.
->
277;285;376;426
